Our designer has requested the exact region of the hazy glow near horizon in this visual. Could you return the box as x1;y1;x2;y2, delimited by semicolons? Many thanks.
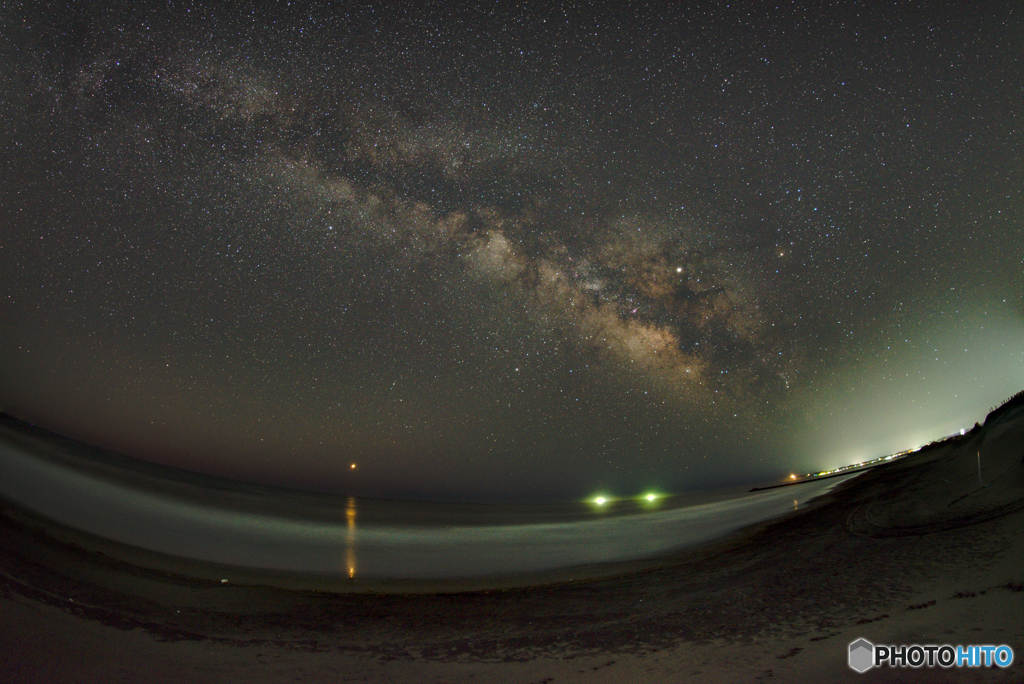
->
799;307;1024;472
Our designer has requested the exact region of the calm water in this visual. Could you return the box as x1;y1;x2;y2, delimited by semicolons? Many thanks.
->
0;429;853;579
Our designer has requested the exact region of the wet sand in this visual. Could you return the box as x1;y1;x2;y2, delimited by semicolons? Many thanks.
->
2;400;1022;683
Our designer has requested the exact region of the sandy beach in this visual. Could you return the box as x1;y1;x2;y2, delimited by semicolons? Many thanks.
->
2;399;1021;683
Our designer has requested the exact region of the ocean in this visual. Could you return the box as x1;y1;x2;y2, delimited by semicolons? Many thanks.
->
0;429;852;580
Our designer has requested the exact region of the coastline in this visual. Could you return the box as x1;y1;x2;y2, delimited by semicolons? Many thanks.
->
0;411;855;582
0;465;853;595
1;402;1022;682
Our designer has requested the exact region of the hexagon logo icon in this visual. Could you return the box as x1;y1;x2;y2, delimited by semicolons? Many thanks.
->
848;638;875;673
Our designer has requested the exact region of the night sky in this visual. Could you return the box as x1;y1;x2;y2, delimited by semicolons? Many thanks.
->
1;2;1021;502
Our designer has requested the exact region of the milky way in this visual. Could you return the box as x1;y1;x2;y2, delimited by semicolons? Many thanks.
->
1;3;1021;500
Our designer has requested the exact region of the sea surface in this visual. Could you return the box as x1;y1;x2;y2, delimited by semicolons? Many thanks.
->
0;428;854;580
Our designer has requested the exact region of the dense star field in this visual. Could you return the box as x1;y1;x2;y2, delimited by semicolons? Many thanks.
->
1;2;1021;501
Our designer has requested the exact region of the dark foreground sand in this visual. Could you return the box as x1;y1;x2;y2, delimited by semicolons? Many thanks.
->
2;401;1022;683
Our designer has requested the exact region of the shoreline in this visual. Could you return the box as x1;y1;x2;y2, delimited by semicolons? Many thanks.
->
1;402;1021;682
0;410;858;583
747;462;885;491
0;466;852;595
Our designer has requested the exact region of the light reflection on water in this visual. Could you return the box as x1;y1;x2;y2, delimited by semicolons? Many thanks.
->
0;433;854;580
346;496;356;579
